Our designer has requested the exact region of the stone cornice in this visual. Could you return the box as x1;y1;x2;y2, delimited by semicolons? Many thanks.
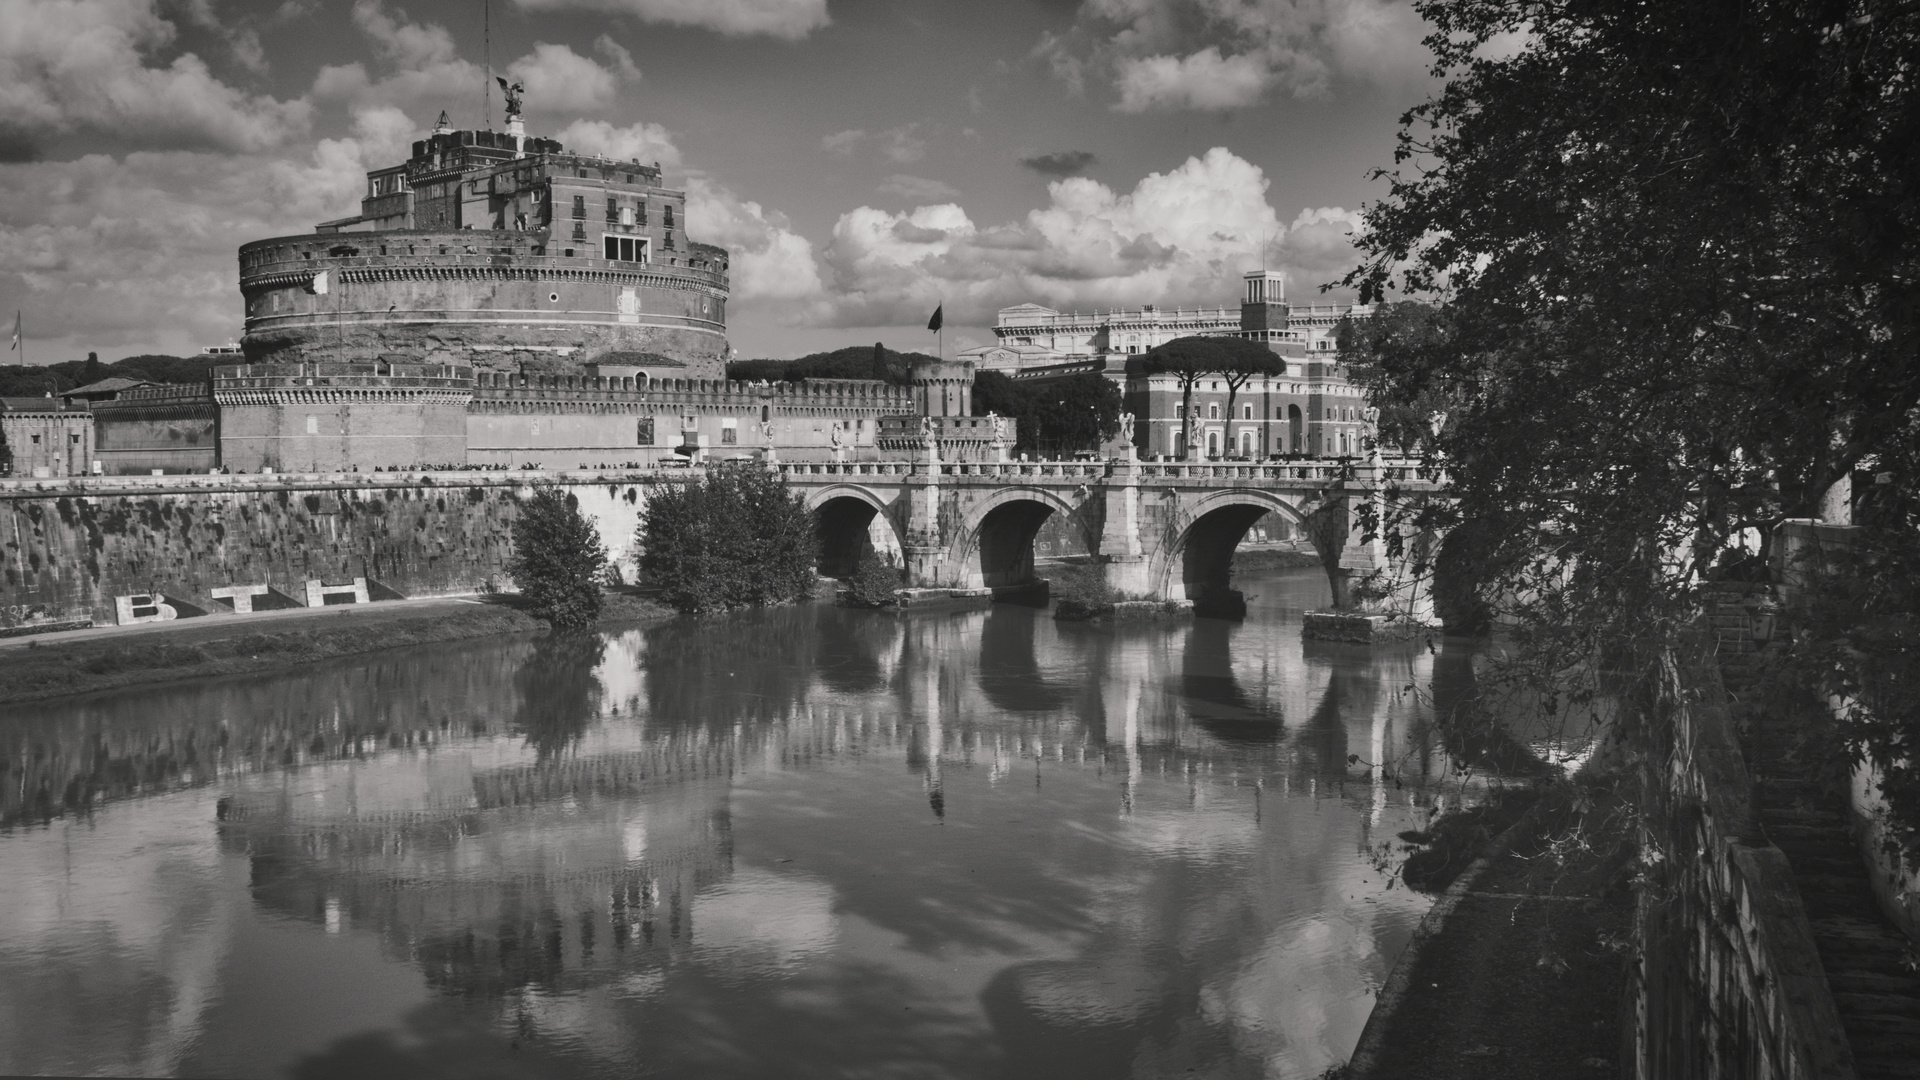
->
212;387;474;406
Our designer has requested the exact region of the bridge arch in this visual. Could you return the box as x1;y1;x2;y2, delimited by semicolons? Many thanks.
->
806;484;905;579
947;486;1090;591
1150;489;1314;608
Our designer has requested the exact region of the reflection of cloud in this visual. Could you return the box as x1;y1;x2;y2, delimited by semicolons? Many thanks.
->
694;868;837;967
1120;805;1259;859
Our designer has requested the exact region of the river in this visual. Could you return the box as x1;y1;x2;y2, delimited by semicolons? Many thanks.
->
0;566;1503;1079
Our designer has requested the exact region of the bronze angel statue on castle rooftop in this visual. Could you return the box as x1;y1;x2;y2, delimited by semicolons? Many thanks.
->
496;77;524;120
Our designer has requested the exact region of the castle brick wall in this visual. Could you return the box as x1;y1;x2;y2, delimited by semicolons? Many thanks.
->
239;231;728;377
91;386;219;475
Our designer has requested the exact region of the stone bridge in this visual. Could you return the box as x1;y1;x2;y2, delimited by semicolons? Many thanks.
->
775;452;1445;617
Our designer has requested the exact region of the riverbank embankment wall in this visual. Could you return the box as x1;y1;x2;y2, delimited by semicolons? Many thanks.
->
0;471;655;630
1627;641;1855;1079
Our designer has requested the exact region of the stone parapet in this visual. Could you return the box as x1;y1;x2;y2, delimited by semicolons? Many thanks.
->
1628;639;1857;1080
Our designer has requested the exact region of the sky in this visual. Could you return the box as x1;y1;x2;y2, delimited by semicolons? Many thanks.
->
0;0;1441;363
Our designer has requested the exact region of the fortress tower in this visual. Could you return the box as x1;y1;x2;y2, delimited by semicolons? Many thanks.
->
238;99;730;379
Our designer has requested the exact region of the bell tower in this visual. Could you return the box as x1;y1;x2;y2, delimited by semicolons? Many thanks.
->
1240;270;1288;334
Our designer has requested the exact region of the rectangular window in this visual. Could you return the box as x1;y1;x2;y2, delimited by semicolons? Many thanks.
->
1208;404;1219;419
636;202;648;226
600;235;647;263
662;230;675;250
663;204;675;228
572;221;585;241
606;197;619;223
1243;404;1253;420
571;195;585;219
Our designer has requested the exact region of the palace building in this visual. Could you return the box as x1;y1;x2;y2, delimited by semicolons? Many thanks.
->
239;101;729;380
959;272;1366;371
974;272;1378;460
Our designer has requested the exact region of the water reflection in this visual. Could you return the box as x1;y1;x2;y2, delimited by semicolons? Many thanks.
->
0;567;1534;1080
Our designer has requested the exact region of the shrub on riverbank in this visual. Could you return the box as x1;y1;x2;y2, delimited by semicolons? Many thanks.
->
638;462;816;614
1051;563;1116;621
842;548;903;608
507;486;608;629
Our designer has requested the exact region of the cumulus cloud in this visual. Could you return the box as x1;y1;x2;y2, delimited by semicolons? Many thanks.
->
507;42;623;113
877;174;960;202
812;146;1359;327
553;119;682;168
1019;150;1097;177
511;0;830;40
686;177;826;311
0;0;311;158
1040;0;1432;111
0;105;415;354
315;2;626;120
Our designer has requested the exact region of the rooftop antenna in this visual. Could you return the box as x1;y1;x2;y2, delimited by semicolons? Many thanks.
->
482;0;492;129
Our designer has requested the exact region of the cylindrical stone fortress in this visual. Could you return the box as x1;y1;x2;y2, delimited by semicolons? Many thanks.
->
238;115;730;379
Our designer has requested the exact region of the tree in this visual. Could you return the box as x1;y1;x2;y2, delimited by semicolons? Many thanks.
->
972;369;1121;455
1133;337;1283;459
1215;340;1286;456
724;345;935;385
81;352;102;384
1343;0;1920;818
506;486;608;629
638;461;817;614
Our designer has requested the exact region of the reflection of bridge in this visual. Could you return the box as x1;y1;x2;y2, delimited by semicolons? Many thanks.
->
782;455;1444;612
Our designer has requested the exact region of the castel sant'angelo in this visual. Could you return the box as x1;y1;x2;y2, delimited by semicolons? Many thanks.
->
241;90;731;379
79;90;989;476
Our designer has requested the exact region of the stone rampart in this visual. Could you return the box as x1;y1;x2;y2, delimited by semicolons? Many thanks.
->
0;471;656;630
90;384;219;475
1628;641;1856;1079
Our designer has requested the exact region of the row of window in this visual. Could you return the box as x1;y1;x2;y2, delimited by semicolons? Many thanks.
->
570;195;673;228
1178;403;1367;421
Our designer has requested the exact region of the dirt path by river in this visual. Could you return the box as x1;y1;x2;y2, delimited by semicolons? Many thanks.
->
1353;786;1637;1079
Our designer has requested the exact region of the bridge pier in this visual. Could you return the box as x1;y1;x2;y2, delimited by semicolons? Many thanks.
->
1097;453;1153;597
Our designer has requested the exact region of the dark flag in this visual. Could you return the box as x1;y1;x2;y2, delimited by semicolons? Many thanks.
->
926;305;943;332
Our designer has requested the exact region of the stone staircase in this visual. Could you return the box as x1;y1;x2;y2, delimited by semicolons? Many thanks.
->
1711;583;1920;1079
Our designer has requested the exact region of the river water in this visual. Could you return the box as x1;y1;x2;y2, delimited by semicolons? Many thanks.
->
0;566;1498;1079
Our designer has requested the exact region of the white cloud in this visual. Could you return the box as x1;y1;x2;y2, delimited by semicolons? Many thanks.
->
511;0;830;41
1113;47;1278;112
554;119;682;168
1042;0;1433;111
593;35;642;82
316;3;625;122
0;106;412;355
686;177;826;310
810;146;1354;327
0;0;311;158
507;42;621;113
